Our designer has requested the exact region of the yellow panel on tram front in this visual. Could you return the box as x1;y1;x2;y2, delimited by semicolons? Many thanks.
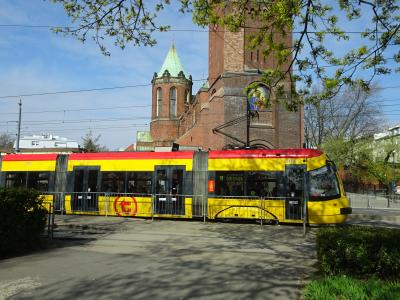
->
307;196;349;224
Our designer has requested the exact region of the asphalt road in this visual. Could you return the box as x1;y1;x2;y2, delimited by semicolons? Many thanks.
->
0;216;316;300
347;208;400;228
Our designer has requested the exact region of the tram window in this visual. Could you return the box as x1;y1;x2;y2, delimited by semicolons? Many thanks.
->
127;172;152;194
27;172;49;191
156;170;168;194
5;172;26;188
246;172;274;197
74;169;85;193
215;172;244;196
309;164;340;200
246;171;285;197
101;172;125;193
171;169;183;195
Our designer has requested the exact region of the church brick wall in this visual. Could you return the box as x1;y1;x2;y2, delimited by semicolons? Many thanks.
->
223;29;245;73
148;6;302;151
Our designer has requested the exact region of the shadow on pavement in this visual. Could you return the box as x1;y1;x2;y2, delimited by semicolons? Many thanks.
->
9;220;317;300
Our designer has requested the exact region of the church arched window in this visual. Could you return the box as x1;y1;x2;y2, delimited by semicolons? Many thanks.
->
186;90;190;103
156;88;162;117
170;87;177;117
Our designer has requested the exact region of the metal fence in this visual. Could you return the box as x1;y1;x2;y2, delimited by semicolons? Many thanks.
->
40;201;55;239
38;192;305;224
347;192;400;209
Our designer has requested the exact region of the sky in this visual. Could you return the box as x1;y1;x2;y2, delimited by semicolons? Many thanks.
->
0;1;399;150
0;0;208;150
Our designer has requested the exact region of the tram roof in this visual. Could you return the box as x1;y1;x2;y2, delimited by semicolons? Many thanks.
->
68;151;195;160
209;149;323;159
2;153;58;161
1;149;323;162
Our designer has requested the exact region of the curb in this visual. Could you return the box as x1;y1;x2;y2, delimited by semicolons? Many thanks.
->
347;214;400;223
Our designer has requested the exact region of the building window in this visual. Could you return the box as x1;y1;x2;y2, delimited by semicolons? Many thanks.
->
170;87;177;117
156;88;162;117
55;142;67;148
31;141;39;146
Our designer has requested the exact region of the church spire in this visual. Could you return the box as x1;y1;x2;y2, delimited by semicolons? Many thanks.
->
158;42;188;78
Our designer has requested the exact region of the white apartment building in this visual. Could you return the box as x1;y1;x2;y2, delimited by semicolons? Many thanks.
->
14;134;81;153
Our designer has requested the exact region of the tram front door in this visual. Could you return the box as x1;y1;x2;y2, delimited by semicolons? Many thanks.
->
285;165;305;220
72;166;100;212
154;166;185;215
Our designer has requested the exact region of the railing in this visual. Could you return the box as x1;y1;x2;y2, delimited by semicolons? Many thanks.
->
38;192;305;224
40;200;55;239
348;192;400;209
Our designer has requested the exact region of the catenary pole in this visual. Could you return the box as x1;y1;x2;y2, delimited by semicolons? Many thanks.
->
16;98;22;152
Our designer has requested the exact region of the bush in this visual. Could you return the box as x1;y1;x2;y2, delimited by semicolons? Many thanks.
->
0;188;47;258
304;276;400;300
317;226;400;279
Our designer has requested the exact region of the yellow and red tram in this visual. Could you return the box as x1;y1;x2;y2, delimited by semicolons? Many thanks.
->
0;149;351;224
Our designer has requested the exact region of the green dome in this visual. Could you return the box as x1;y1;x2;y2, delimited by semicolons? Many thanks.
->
158;43;188;78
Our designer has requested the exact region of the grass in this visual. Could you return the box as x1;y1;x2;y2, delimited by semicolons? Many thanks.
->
304;226;400;299
303;276;400;300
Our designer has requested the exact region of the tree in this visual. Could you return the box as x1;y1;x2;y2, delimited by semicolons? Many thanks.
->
325;135;400;193
0;133;15;152
368;132;400;191
50;0;399;109
305;84;384;148
304;83;399;191
82;131;108;152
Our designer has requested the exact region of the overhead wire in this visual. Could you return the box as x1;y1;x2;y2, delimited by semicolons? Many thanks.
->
0;23;396;35
1;93;399;125
0;104;152;115
3;110;400;129
0;23;398;134
0;78;399;100
0;97;398;116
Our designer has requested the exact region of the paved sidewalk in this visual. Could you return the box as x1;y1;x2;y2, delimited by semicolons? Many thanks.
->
0;216;316;300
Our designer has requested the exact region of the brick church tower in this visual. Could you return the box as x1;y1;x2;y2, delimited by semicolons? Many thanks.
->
206;22;304;149
145;10;303;151
150;44;193;147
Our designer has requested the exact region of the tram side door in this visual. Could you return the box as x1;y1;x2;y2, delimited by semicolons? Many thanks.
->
285;165;305;220
72;166;100;212
154;166;185;215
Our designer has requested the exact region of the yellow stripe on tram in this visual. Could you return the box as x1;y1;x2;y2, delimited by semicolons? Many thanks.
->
67;159;193;171
1;161;56;172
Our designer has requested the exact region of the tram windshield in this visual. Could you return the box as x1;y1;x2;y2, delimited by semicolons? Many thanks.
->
309;163;340;200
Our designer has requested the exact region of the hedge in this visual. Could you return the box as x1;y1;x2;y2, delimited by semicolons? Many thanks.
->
317;226;400;279
0;188;47;258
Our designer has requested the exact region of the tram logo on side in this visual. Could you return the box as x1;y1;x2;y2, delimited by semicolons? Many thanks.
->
113;196;138;217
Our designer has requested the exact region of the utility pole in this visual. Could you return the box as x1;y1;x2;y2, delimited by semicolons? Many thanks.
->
16;98;22;153
246;97;250;148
